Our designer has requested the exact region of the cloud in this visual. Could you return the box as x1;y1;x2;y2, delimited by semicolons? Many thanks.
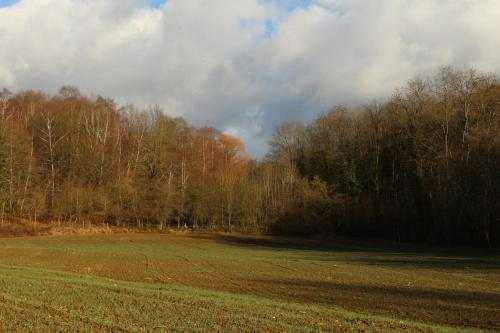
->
1;0;499;157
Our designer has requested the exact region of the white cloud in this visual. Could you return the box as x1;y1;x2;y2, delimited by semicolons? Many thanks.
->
1;0;499;157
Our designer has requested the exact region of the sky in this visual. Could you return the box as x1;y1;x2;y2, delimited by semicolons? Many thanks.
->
1;0;500;158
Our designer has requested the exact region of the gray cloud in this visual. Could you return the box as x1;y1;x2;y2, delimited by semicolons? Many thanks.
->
1;0;499;157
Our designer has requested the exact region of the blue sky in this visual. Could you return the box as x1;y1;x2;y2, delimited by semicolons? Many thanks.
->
149;0;166;9
264;0;312;36
0;0;18;7
273;0;311;11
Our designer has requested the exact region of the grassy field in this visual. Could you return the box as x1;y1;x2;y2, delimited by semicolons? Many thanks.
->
0;233;498;332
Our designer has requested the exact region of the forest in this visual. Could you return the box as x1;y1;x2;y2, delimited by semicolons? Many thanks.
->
0;67;499;246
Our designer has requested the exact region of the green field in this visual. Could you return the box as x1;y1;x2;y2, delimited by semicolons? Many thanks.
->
0;233;498;332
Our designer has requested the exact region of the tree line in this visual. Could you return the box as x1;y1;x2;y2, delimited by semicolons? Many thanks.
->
0;67;499;245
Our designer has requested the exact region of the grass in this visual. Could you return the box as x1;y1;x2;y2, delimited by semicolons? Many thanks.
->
0;233;498;332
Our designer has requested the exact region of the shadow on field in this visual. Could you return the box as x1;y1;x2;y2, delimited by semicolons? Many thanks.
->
206;234;373;252
350;256;500;270
255;278;500;329
205;234;500;270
